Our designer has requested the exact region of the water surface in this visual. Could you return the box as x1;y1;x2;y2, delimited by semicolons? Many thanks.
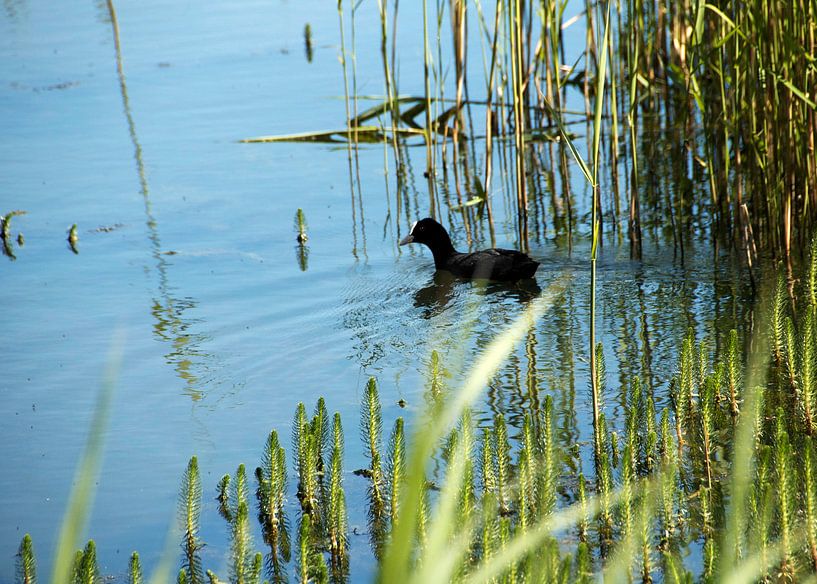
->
0;1;753;581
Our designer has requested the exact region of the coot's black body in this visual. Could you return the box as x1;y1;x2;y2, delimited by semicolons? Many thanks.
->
399;218;539;282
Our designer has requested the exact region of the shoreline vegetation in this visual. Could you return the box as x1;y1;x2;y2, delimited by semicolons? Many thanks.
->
249;0;815;274
18;244;817;582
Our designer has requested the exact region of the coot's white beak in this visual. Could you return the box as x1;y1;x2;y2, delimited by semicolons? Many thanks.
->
399;221;417;246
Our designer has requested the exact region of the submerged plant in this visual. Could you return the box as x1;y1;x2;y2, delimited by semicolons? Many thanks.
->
327;412;348;579
295;209;308;244
128;552;142;584
67;224;79;254
802;308;817;435
725;329;741;418
256;430;290;579
217;474;232;523
72;540;99;584
230;465;256;584
294;209;309;271
540;395;557;519
492;414;512;515
775;412;796;577
303;24;313;62
1;210;26;260
386;417;405;529
28;258;817;581
360;377;386;552
293;402;323;516
805;439;817;572
15;534;36;584
179;456;204;584
297;514;327;584
426;350;445;411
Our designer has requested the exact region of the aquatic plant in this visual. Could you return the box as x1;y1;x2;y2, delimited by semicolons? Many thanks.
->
297;514;327;584
725;329;741;418
294;209;309;271
26;259;817;582
360;377;386;553
804;440;817;571
303;24;313;62
15;535;36;584
217;474;232;523
72;540;99;584
256;430;290;579
179;456;204;584
230;465;255;583
426;349;445;410
540;396;557;519
67;224;79;254
326;413;347;580
1;210;26;260
385;417;404;530
294;209;308;244
293;402;322;516
128;552;142;584
251;0;814;275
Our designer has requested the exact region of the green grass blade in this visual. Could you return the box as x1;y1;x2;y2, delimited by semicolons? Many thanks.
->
50;334;122;584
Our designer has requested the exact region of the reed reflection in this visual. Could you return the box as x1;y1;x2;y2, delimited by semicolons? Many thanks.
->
103;0;207;400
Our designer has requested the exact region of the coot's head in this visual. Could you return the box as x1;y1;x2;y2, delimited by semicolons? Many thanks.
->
398;218;451;249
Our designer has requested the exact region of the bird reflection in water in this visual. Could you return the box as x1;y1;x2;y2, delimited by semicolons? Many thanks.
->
413;271;542;319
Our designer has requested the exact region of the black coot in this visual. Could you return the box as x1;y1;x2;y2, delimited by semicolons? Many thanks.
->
399;218;539;281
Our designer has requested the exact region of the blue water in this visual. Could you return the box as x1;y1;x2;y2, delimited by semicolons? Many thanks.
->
0;1;752;581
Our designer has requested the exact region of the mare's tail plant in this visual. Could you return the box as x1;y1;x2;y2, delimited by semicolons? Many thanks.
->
592;342;607;460
312;398;329;479
784;316;797;392
231;465;253;583
294;208;309;271
217;474;232;523
725;329;741;418
213;464;260;584
179;456;204;584
327;412;348;579
492;414;512;516
293;402;326;518
801;307;817;435
455;411;476;540
16;534;36;584
72;540;100;584
67;224;79;254
540;395;557;520
809;236;817;308
256;429;290;579
386;417;405;530
129;552;142;584
518;413;537;531
804;439;817;571
480;426;498;562
297;514;327;584
426;350;445;411
295;209;308;243
360;377;386;552
771;273;786;366
597;413;614;547
775;411;796;577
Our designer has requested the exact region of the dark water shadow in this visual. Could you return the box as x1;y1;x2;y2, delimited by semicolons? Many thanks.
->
479;277;542;301
412;271;458;318
413;271;542;319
